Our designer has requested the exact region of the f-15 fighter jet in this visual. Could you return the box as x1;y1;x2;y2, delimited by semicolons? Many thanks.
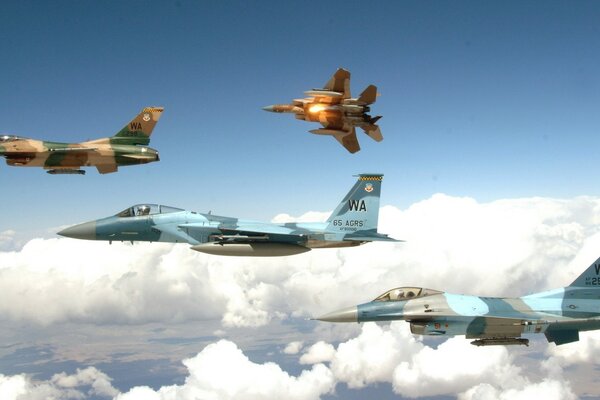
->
0;107;163;175
263;68;382;154
316;256;600;347
58;174;398;256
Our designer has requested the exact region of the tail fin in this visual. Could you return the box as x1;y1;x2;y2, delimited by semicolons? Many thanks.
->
323;68;351;98
357;85;377;104
326;174;383;233
111;107;164;146
570;256;600;287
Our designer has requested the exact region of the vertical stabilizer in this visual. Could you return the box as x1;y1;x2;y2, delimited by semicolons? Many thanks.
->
326;174;383;232
112;106;164;146
357;85;378;104
323;68;351;98
570;257;600;287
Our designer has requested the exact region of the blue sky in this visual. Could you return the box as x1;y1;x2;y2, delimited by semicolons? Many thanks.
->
3;2;600;399
3;1;600;233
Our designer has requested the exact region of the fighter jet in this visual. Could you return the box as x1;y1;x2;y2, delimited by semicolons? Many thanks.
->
0;107;163;174
316;256;600;347
58;173;398;256
263;68;382;154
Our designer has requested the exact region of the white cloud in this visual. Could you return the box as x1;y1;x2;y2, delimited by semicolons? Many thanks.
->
0;367;118;400
460;379;576;400
0;327;578;400
299;341;335;364
283;341;304;355
3;194;600;328
545;330;600;365
115;340;335;400
5;194;600;398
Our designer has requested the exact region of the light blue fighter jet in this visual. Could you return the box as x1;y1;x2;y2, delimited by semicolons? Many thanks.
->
58;174;398;256
316;257;600;346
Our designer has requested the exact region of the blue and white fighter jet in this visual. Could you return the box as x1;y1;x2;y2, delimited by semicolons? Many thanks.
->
58;174;398;256
317;256;600;346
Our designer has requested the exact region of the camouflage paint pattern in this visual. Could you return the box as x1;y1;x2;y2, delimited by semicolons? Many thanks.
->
0;107;163;174
263;68;383;154
58;174;399;256
316;257;600;346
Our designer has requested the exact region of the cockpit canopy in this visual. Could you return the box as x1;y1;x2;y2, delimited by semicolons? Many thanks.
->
0;135;25;143
373;287;442;302
116;204;184;218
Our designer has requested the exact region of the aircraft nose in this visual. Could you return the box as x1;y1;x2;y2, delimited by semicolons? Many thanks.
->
262;105;275;112
58;221;97;240
314;306;358;323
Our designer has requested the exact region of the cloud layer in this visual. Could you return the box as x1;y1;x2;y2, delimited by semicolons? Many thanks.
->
4;193;600;398
1;324;586;400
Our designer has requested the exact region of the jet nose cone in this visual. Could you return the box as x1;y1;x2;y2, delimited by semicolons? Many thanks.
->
58;221;97;240
315;306;358;323
262;105;275;112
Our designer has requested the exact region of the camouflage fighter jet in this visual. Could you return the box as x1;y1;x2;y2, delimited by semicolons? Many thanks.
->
263;68;382;154
316;256;600;346
58;173;399;256
0;107;163;175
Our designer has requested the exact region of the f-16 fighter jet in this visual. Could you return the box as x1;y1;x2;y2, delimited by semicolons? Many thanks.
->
58;173;398;257
316;256;600;347
263;68;382;154
0;107;163;175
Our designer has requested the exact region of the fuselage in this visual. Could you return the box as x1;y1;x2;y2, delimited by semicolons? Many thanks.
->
58;204;363;256
0;136;159;170
267;100;372;129
319;286;600;341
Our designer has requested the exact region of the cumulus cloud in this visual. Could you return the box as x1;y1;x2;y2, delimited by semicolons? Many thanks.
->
135;340;335;400
0;327;578;400
283;341;304;355
460;380;576;400
299;341;335;365
2;194;600;329
4;194;600;398
298;322;575;399
0;367;118;400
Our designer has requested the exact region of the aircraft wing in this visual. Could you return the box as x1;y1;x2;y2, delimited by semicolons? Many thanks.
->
153;223;201;244
334;127;360;154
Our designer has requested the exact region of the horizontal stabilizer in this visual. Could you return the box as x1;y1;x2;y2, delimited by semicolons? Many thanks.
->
344;232;401;242
545;329;580;345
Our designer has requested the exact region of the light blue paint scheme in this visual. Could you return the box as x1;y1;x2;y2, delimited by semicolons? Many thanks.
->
58;174;399;256
445;294;490;316
317;256;600;346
